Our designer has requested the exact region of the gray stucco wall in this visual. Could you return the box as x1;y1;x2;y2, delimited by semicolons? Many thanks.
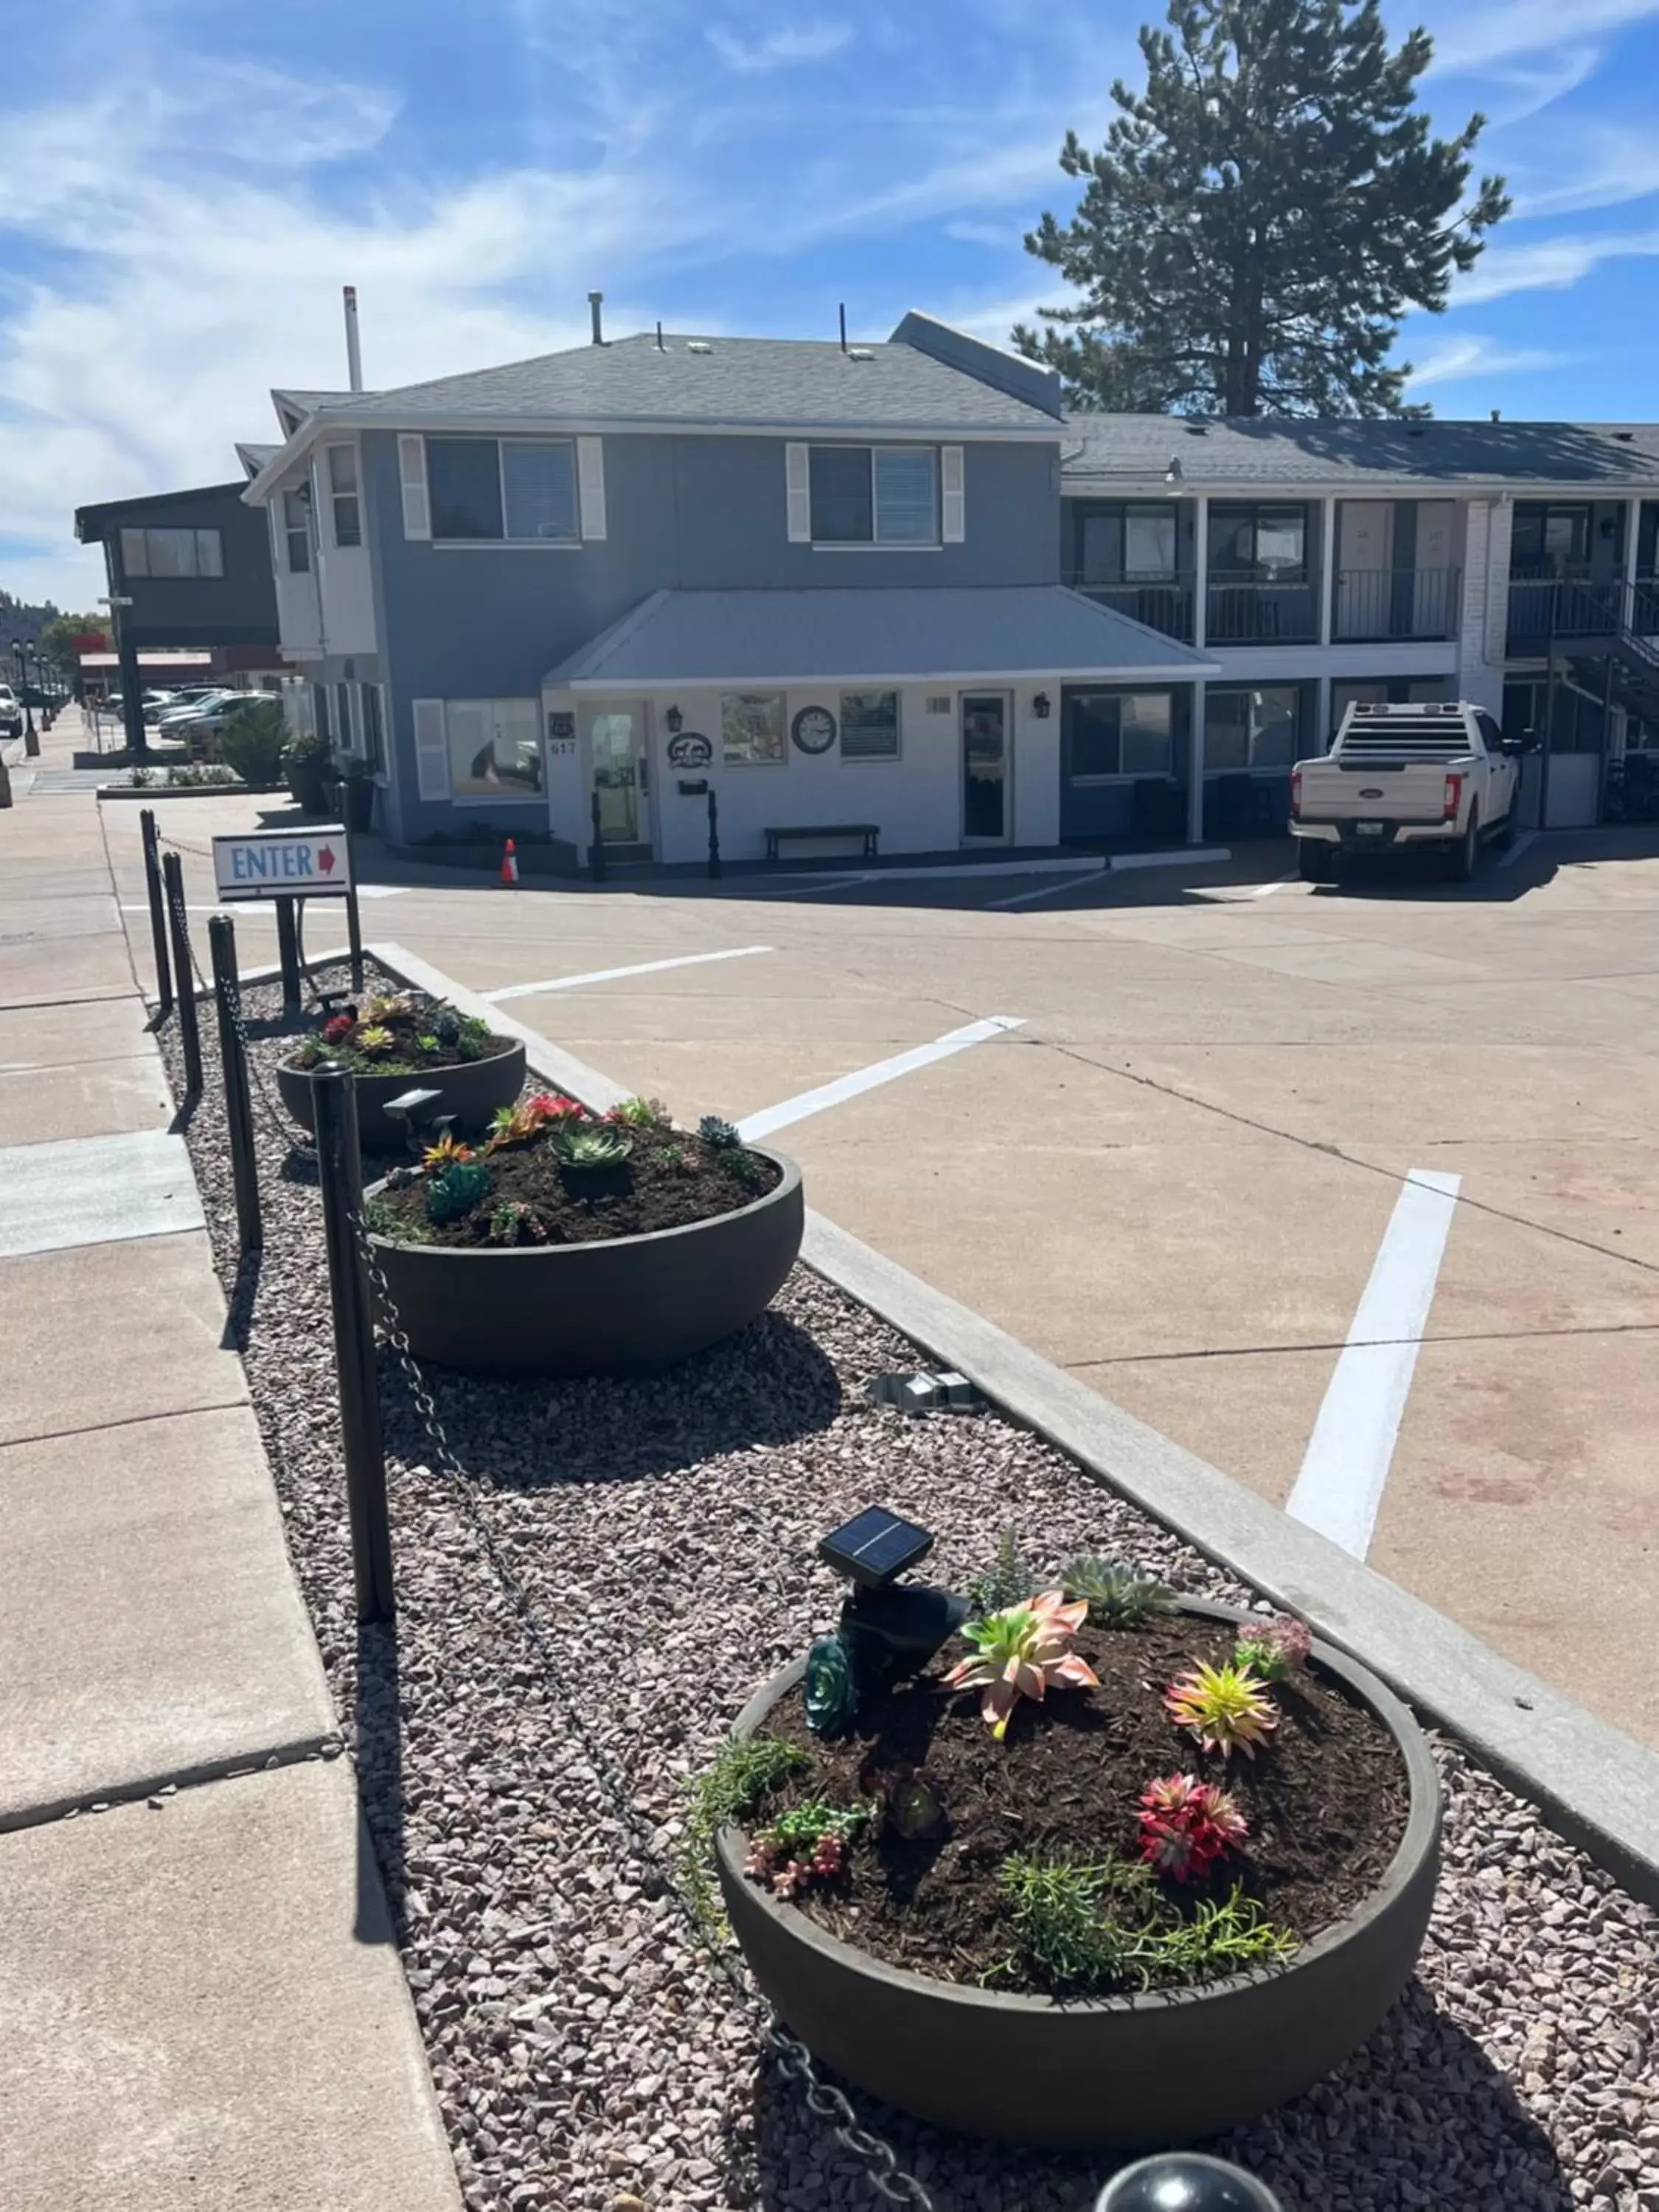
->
365;428;1060;842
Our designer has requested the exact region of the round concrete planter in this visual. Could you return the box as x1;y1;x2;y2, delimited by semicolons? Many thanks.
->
363;1147;803;1376
716;1600;1441;2149
276;1039;526;1153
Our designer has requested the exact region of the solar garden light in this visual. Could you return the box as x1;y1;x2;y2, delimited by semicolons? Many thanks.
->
383;1085;444;1152
1095;2154;1284;2212
807;1509;968;1735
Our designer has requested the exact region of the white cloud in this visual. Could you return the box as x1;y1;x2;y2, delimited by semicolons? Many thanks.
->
1454;227;1659;302
706;20;852;74
1405;333;1576;387
1429;0;1659;73
1507;123;1659;217
944;220;1021;248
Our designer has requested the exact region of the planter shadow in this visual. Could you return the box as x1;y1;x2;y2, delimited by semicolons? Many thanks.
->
372;1295;841;1485
731;1977;1574;2211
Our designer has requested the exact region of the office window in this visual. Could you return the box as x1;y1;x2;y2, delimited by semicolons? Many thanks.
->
1205;685;1304;770
809;445;938;544
1065;690;1175;779
1073;503;1179;585
326;445;361;547
282;490;311;574
1510;502;1593;574
425;437;578;541
1210;504;1309;577
358;681;385;770
721;692;786;764
119;526;224;579
445;698;542;797
840;690;900;759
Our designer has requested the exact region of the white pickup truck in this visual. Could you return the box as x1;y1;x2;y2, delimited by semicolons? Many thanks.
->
1290;701;1531;882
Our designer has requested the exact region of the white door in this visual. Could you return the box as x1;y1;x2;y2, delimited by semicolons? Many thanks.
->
584;700;652;846
1335;501;1392;639
961;693;1012;843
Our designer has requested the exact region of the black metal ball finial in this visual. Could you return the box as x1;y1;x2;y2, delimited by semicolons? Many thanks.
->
1096;2153;1284;2212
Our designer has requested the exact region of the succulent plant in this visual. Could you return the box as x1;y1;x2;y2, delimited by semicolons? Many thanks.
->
549;1123;633;1171
945;1592;1099;1742
434;1010;462;1049
486;1199;547;1245
1233;1614;1312;1683
321;1013;355;1045
1061;1557;1175;1628
421;1131;475;1167
355;1023;395;1058
745;1801;869;1897
967;1527;1035;1615
1163;1660;1278;1761
1135;1773;1248;1881
608;1095;671;1128
698;1114;742;1151
427;1158;492;1223
804;1632;858;1737
886;1775;946;1841
362;991;416;1023
526;1091;584;1122
485;1102;542;1150
417;1032;440;1054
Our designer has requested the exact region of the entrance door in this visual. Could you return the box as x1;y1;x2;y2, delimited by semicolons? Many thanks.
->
587;703;650;845
961;692;1011;842
1335;501;1391;639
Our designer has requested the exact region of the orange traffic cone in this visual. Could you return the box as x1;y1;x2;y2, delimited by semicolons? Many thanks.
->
500;836;519;886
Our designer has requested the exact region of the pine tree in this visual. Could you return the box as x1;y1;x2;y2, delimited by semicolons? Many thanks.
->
1015;0;1509;417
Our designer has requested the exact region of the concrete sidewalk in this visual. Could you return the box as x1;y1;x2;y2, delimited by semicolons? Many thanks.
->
0;709;460;2210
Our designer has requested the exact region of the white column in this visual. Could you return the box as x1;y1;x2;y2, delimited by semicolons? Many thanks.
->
1192;495;1208;649
1623;493;1641;615
1319;495;1337;646
1315;675;1333;754
1187;681;1206;844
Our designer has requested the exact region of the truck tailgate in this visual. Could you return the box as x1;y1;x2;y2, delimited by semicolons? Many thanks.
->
1297;759;1463;824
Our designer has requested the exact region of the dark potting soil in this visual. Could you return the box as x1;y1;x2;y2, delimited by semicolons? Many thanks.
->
750;1615;1411;1995
373;1128;783;1247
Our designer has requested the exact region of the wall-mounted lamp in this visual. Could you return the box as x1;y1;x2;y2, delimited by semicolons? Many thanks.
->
1033;692;1051;719
665;704;684;734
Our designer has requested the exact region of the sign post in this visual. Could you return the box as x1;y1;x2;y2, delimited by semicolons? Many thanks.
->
211;824;363;1008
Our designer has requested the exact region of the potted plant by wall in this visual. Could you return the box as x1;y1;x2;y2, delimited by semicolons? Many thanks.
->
699;1527;1441;2150
333;757;376;832
283;728;334;814
277;990;526;1150
361;1094;803;1375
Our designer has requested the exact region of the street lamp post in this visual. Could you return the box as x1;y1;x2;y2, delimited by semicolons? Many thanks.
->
100;593;143;762
12;642;38;757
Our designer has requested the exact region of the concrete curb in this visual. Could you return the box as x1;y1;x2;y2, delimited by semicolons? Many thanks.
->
332;944;1659;1907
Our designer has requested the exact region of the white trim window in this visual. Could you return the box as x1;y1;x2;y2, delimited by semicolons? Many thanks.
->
807;445;942;546
282;488;312;574
1065;689;1175;781
425;437;581;543
119;526;224;579
721;692;786;765
840;689;900;759
445;698;543;799
326;445;362;547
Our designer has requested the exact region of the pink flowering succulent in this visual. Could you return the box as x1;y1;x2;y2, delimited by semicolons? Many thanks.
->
321;1013;355;1044
744;1803;867;1898
526;1091;585;1124
1233;1614;1312;1683
945;1591;1100;1742
1137;1773;1249;1881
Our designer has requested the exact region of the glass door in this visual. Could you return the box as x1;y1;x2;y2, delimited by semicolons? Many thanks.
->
586;703;650;844
961;692;1011;842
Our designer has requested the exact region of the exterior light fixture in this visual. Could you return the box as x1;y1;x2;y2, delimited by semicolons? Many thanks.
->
808;1508;968;1732
1095;2153;1284;2212
665;704;684;734
1033;692;1051;719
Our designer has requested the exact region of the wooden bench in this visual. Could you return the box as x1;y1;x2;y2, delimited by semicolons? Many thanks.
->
763;822;880;861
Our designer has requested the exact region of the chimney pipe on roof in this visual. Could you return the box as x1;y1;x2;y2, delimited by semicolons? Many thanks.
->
1491;408;1501;423
655;320;666;352
588;291;605;346
838;301;847;353
343;284;363;393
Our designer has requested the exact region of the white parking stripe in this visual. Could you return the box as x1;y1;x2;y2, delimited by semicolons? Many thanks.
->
1252;874;1297;897
1284;1169;1461;1559
1498;829;1539;869
738;1016;1025;1141
483;945;773;1001
987;871;1102;911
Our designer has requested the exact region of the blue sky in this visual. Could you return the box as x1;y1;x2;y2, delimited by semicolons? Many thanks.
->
5;0;1659;606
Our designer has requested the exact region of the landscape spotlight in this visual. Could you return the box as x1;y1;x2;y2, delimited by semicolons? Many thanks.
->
1096;2154;1284;2212
817;1506;967;1694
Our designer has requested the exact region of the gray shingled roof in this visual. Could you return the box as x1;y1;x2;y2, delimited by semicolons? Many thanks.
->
1063;415;1659;490
544;586;1215;686
236;442;280;476
310;333;1062;434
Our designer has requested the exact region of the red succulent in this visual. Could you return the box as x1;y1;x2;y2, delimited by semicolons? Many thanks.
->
321;1014;355;1043
1136;1773;1248;1882
526;1091;584;1122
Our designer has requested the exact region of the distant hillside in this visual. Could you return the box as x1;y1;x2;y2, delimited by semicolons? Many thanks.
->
0;591;59;658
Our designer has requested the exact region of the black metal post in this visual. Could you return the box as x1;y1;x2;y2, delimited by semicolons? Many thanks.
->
161;851;203;1096
706;785;722;880
311;1064;395;1623
589;789;607;882
344;876;364;995
208;916;262;1256
1540;585;1559;832
275;894;302;1014
115;617;147;763
139;808;173;1019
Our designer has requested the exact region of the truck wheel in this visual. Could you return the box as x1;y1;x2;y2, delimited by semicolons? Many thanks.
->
1298;843;1336;883
1449;810;1480;883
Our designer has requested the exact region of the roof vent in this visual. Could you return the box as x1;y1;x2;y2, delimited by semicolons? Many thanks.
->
848;346;875;361
1184;421;1208;435
1615;431;1635;442
1407;424;1427;437
686;339;713;355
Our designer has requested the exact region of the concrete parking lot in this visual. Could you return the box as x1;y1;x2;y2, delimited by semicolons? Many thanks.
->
104;800;1659;1747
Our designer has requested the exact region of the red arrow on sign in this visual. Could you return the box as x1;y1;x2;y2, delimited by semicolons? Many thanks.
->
317;844;337;874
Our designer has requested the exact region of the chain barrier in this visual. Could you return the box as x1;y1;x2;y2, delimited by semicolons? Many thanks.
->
349;1211;936;2211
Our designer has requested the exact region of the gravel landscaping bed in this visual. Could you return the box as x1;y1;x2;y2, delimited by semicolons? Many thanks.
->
163;959;1658;2212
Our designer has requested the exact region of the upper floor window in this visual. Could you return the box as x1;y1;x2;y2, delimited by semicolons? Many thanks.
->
1511;501;1593;576
1071;502;1179;585
120;526;224;580
1210;503;1308;580
426;437;577;542
326;445;361;547
809;445;937;545
282;489;312;574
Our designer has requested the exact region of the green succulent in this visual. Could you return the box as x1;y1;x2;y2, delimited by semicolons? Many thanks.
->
417;1032;440;1054
433;1011;462;1048
427;1158;493;1223
967;1528;1035;1616
355;1023;395;1059
804;1632;859;1738
1060;1557;1175;1628
610;1095;671;1128
698;1114;742;1151
550;1124;633;1172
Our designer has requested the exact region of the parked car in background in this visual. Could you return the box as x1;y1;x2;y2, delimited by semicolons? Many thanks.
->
1291;701;1528;883
0;685;23;737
